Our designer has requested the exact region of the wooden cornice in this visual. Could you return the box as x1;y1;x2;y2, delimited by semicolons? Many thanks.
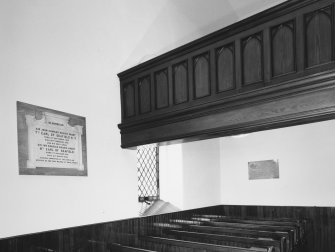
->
117;0;335;148
118;0;320;79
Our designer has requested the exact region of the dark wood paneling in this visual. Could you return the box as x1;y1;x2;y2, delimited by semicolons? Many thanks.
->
242;32;263;86
117;0;335;148
271;20;296;77
305;5;333;68
123;82;136;118
193;52;211;99
165;229;282;252
216;44;235;93
138;76;151;114
173;61;188;104
296;15;305;72
120;79;335;147
234;39;242;90
1;205;334;252
220;205;335;252
263;28;271;83
154;69;169;109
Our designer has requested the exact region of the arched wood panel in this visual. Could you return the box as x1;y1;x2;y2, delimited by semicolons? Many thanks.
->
216;44;235;92
122;82;135;118
138;76;151;114
118;0;335;149
155;69;169;109
193;53;210;99
242;33;263;85
305;6;333;67
173;61;188;104
271;21;295;77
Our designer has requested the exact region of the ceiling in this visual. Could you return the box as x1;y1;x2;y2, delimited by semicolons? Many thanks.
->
120;0;287;70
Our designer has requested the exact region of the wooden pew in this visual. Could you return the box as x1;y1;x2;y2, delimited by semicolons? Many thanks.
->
187;225;289;252
203;221;296;245
162;220;292;252
195;215;304;226
152;223;287;252
170;219;297;248
193;215;306;240
139;236;275;252
108;242;157;252
32;247;57;252
164;229;284;252
195;215;303;225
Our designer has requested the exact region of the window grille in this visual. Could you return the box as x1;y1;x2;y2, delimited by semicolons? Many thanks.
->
137;144;159;203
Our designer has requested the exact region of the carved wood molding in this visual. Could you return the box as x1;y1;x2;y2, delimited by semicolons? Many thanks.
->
118;0;335;148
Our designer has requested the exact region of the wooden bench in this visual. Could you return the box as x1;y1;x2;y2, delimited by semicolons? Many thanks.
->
193;215;306;240
151;222;287;252
170;219;297;248
108;242;157;252
165;220;292;252
140;236;275;252
31;247;57;252
194;215;304;226
164;229;284;252
202;221;297;245
187;225;290;252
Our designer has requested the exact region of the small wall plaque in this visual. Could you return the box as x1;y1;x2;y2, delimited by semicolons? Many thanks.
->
17;101;88;176
248;159;279;180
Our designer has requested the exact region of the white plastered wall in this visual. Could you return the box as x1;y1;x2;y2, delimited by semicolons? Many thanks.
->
220;120;335;207
182;139;222;209
160;139;222;210
161;120;335;210
159;144;183;209
0;0;287;238
0;0;181;239
157;0;288;211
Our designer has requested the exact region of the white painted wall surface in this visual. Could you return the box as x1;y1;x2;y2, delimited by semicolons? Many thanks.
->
220;120;335;207
0;0;287;238
160;139;222;210
182;139;221;209
0;0;147;239
159;144;183;209
161;120;335;210
154;0;287;211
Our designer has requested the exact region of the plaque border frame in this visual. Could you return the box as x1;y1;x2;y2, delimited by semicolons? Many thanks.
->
17;101;88;176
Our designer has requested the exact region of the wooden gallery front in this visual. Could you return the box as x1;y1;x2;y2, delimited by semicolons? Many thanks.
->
1;0;335;251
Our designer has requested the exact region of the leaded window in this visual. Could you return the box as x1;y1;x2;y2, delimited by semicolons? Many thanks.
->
137;144;159;203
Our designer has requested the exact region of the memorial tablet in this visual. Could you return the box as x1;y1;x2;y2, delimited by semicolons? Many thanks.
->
17;101;87;176
248;159;279;180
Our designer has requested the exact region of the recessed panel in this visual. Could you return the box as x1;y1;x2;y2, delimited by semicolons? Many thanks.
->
305;6;333;67
123;82;135;118
216;44;235;92
242;33;263;85
138;76;151;114
155;69;169;109
194;53;210;98
271;21;295;77
173;61;188;104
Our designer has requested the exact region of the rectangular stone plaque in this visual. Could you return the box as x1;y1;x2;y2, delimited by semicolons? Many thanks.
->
17;101;87;176
248;159;279;180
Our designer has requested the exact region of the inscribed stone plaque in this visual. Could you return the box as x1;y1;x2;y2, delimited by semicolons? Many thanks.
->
248;159;279;180
17;101;87;176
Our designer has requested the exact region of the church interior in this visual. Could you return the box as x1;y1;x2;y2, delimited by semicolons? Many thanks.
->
1;0;335;251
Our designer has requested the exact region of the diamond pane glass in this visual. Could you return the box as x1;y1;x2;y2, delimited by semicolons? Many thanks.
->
137;144;159;202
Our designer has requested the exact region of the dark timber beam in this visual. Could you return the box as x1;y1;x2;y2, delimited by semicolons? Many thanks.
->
117;0;335;148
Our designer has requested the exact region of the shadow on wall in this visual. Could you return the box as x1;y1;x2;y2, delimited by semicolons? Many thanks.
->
121;0;238;69
120;0;285;70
